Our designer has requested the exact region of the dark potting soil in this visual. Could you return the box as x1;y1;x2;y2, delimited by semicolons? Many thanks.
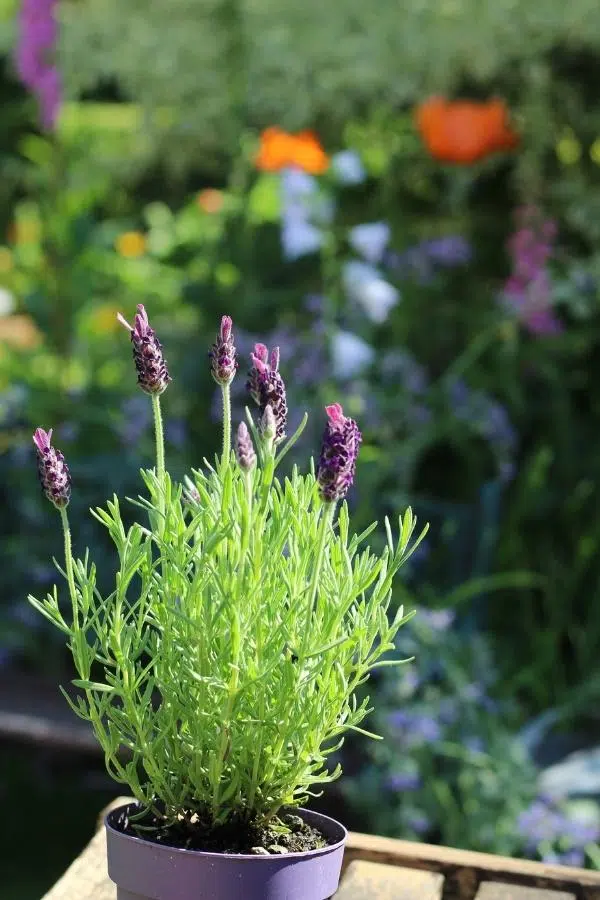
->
112;804;329;855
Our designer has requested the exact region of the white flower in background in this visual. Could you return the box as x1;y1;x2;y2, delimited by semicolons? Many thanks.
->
331;330;375;379
331;150;367;185
281;218;324;261
348;222;391;265
343;260;400;323
0;287;15;317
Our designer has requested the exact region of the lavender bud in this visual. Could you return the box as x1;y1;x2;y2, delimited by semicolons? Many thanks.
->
33;427;71;509
317;403;362;502
209;315;238;386
236;422;256;472
260;404;277;442
246;343;288;442
117;305;170;395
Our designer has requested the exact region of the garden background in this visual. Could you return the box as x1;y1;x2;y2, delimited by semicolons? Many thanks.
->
2;0;600;896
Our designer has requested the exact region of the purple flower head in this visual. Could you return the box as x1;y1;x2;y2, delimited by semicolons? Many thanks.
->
117;304;171;395
387;771;421;792
209;315;238;386
235;422;257;472
16;0;62;131
317;403;362;503
246;343;287;442
33;427;71;509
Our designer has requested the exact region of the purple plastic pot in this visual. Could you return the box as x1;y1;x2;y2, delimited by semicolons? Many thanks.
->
105;801;347;900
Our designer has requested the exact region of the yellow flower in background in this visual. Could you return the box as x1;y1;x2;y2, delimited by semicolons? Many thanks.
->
88;303;122;335
115;231;146;258
197;188;225;214
0;248;13;273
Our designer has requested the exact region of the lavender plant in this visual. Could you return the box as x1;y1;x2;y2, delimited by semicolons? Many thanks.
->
27;305;426;833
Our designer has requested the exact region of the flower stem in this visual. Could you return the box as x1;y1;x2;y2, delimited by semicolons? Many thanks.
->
151;394;165;483
60;507;78;625
222;383;231;463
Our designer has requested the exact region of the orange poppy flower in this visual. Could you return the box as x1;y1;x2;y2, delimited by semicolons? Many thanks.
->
415;97;519;164
256;127;329;174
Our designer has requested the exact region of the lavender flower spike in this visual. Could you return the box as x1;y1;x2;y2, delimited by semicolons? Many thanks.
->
210;315;238;386
33;427;71;509
317;403;362;502
117;305;170;395
247;343;288;442
235;422;257;472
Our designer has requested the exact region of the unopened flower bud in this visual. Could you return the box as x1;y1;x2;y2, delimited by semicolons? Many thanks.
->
317;403;362;502
117;304;170;395
209;315;238;386
246;343;288;442
260;404;277;442
33;427;71;509
236;422;257;472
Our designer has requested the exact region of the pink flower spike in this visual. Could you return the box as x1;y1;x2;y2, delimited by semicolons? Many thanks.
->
220;315;233;341
325;403;345;425
33;427;53;454
253;343;269;363
270;347;280;371
133;304;151;339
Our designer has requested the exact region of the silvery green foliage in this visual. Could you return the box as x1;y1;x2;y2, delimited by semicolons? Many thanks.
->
29;436;425;827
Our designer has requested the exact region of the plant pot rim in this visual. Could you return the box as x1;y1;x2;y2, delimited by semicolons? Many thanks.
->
105;800;348;861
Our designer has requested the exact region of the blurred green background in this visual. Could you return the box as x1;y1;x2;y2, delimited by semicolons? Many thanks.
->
2;0;600;895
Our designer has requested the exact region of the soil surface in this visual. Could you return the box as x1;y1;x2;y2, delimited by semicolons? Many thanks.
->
111;803;330;854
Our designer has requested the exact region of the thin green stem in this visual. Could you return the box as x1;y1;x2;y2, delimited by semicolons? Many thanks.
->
221;384;231;464
151;394;165;483
60;507;78;625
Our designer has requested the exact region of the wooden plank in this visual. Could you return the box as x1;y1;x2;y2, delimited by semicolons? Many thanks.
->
42;829;114;900
343;832;600;900
476;883;575;900
335;859;444;899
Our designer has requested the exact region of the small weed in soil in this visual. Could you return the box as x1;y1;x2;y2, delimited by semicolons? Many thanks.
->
111;803;329;854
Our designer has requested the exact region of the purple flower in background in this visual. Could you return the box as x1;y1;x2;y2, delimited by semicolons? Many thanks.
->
517;800;567;847
349;222;391;265
331;150;366;185
423;236;472;266
501;207;562;336
388;235;472;283
33;427;71;509
15;0;62;130
406;813;431;835
388;710;442;745
118;395;152;447
118;305;171;395
317;403;361;502
380;350;428;395
387;771;422;791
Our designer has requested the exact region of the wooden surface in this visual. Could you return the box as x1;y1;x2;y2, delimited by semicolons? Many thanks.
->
41;798;600;900
475;884;575;900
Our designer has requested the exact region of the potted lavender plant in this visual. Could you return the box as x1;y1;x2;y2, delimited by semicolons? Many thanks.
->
28;306;426;900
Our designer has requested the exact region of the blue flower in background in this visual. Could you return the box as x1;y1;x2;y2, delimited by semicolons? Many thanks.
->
331;150;367;185
348;222;391;265
406;813;431;835
422;236;472;266
386;771;422;791
387;235;472;283
281;218;324;260
343;260;400;323
331;330;375;380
